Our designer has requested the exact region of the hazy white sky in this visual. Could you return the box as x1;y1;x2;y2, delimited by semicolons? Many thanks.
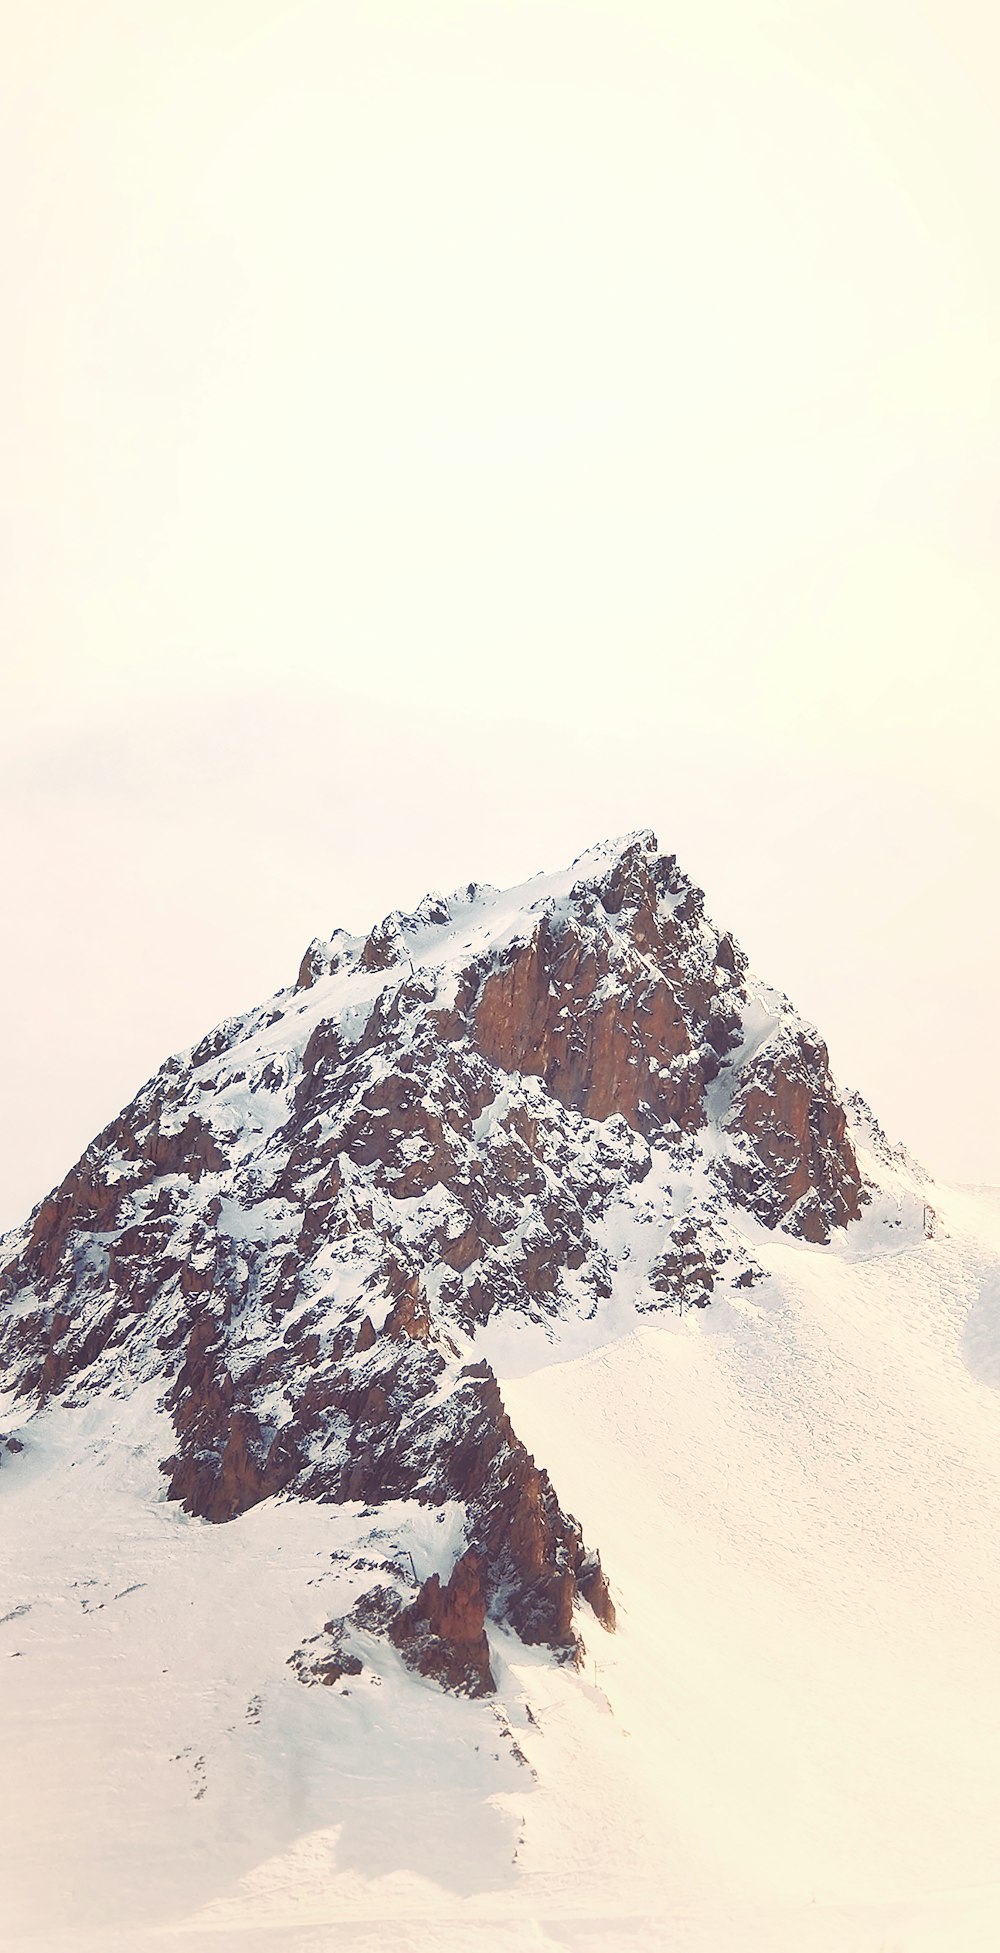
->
2;0;999;1222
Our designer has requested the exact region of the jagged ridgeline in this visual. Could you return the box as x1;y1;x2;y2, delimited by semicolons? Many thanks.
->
0;832;867;1690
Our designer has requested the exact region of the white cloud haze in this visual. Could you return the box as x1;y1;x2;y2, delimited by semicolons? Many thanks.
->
2;0;998;1222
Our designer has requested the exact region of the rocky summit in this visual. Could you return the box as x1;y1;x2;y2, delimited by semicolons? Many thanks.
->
0;831;875;1694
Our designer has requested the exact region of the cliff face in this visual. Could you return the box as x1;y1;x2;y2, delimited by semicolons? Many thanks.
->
0;831;868;1689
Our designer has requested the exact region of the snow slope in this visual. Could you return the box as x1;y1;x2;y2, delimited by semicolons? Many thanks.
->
4;1182;1000;1951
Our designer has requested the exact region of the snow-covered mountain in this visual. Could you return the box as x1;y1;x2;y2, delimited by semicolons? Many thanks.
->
3;831;1000;1953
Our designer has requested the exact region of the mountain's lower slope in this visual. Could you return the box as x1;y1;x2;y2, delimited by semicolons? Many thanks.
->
4;1179;1000;1952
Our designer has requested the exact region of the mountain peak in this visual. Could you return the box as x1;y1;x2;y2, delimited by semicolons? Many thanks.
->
0;835;878;1692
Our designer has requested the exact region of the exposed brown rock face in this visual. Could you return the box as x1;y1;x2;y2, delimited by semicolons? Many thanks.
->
646;1220;719;1310
722;1028;866;1243
390;1548;495;1696
288;1619;364;1687
0;831;869;1690
470;847;742;1134
164;1340;300;1524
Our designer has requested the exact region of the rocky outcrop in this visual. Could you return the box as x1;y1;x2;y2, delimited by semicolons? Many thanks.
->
646;1220;719;1310
390;1549;495;1696
470;843;743;1136
154;1312;611;1660
722;1027;866;1243
288;1620;364;1688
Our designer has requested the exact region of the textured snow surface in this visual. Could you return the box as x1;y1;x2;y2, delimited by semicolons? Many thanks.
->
5;1181;1000;1951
